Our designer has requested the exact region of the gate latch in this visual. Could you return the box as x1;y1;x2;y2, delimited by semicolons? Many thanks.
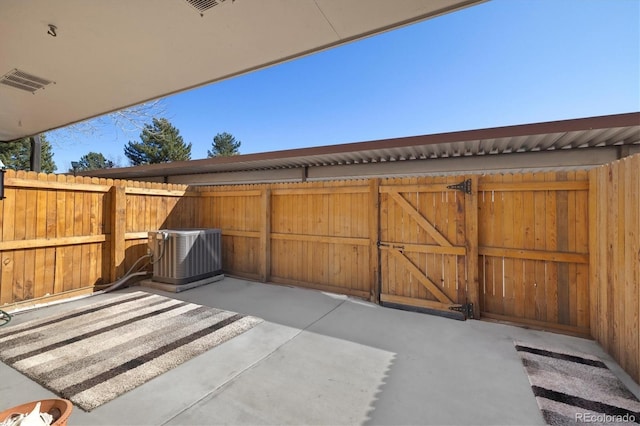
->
449;303;474;319
447;179;472;194
377;241;404;253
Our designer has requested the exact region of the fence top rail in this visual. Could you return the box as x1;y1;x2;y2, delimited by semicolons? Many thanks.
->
199;190;263;197
5;177;202;196
3;168;597;196
2;170;192;194
6;176;112;193
272;186;369;195
124;187;197;197
479;181;589;192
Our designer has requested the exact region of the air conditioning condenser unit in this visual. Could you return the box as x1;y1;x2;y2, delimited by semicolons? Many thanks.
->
148;228;222;285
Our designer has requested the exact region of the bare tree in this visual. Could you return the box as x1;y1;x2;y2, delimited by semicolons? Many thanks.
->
46;99;168;145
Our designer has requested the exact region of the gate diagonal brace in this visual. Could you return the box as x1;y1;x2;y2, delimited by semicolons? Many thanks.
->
449;303;474;319
447;179;472;194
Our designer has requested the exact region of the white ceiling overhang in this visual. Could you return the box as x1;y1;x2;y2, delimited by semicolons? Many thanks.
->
0;0;485;142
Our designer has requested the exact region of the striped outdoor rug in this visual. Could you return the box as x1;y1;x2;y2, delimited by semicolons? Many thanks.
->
0;291;262;411
515;342;640;425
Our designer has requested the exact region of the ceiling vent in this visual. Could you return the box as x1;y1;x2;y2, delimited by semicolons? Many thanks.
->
0;69;54;93
184;0;231;14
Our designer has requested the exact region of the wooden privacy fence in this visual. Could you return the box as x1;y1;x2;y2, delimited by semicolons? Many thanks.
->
0;159;637;382
195;172;591;331
0;171;196;306
589;154;639;384
195;181;374;299
0;170;591;331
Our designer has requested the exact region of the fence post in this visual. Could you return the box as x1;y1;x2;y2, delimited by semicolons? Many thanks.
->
465;175;480;318
370;178;380;303
588;168;598;340
110;185;126;281
260;188;271;282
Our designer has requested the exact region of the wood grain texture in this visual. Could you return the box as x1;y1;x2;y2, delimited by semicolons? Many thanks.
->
478;171;590;330
589;154;639;384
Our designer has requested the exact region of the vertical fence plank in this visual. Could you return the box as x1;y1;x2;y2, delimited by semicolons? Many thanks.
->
615;160;626;365
71;178;83;290
565;171;577;326
370;179;380;302
454;178;466;307
622;158;637;380
478;178;488;315
501;174;515;317
13;172;27;302
300;192;309;284
44;174;57;295
521;172;536;322
607;161;619;361
23;177;37;300
80;188;91;288
260;188;271;282
541;173;557;324
312;191;320;286
410;179;420;298
465;175;479;318
1;171;16;305
511;173;525;319
588;168;599;341
379;184;389;298
554;171;567;325
418;177;428;301
486;175;504;315
599;166;609;346
435;177;446;301
34;175;47;298
574;171;589;329
533;172;547;321
110;186;126;281
387;181;397;297
89;180;101;287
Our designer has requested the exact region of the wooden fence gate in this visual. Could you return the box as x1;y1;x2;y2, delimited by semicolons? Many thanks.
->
378;176;479;320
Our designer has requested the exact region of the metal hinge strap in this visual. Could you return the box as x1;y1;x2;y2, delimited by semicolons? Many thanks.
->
447;179;472;194
449;303;474;319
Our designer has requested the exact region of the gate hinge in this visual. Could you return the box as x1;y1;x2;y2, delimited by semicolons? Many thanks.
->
447;179;472;194
449;303;474;319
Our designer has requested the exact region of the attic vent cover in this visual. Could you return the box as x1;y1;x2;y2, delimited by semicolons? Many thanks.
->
185;0;230;14
0;69;54;93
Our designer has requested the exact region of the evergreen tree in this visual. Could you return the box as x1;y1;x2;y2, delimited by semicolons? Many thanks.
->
124;118;191;165
207;132;241;157
0;135;57;173
70;152;115;172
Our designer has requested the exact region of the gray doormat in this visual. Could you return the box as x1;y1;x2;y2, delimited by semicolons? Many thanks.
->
0;292;262;411
515;341;639;425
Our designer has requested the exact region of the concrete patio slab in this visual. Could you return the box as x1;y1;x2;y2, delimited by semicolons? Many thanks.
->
1;278;638;425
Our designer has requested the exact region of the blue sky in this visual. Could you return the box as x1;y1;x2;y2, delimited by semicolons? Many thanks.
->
49;0;640;170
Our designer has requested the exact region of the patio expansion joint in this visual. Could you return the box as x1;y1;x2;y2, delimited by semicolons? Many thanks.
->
159;297;348;425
